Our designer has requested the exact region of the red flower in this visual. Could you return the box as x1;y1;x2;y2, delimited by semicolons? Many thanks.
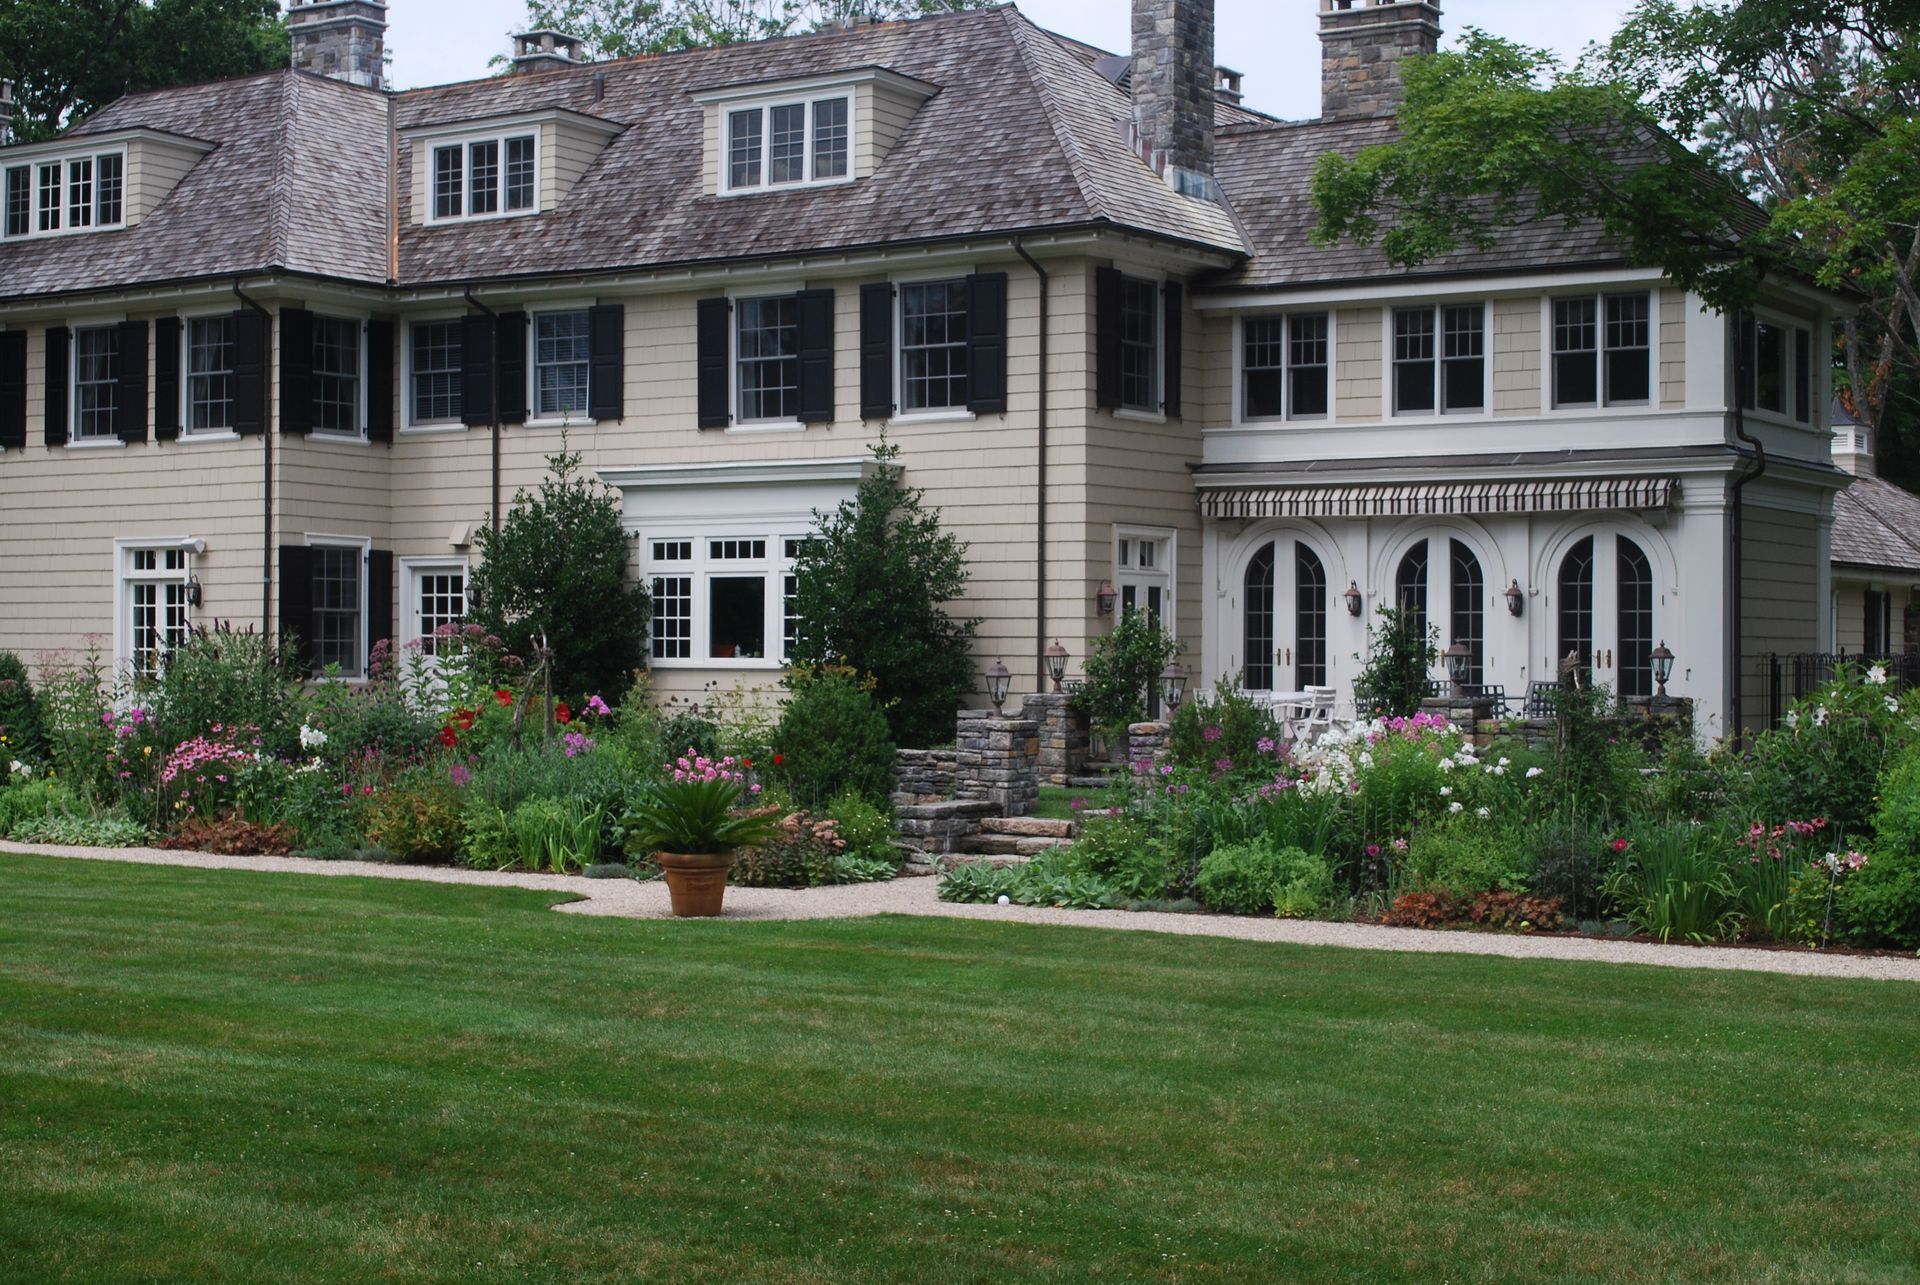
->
773;752;784;766
555;702;572;725
439;726;458;748
742;757;753;769
494;689;513;707
1611;837;1630;854
455;708;476;731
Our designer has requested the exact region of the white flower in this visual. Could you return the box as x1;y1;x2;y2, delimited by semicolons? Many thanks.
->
1813;706;1829;727
1785;710;1800;730
1887;696;1901;714
1476;806;1491;819
1438;758;1454;773
1456;753;1480;767
1868;665;1889;686
1525;766;1544;779
1439;785;1453;797
8;759;28;778
1497;757;1511;768
298;724;329;750
1489;765;1506;777
1358;751;1374;769
1449;801;1464;814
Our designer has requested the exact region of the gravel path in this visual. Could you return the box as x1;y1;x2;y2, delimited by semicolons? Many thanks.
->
8;839;1919;982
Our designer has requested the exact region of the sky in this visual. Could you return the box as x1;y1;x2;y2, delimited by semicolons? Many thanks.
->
382;1;1637;118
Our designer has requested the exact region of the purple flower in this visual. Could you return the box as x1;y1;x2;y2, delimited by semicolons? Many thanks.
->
1069;796;1087;812
1214;757;1234;774
1203;725;1223;743
448;763;473;787
1257;737;1276;754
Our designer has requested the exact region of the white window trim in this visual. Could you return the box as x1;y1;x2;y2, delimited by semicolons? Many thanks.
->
640;531;807;670
1386;300;1492;419
426;132;541;226
304;534;372;681
525;301;597;428
398;556;470;658
69;315;130;445
307;314;372;442
402;312;470;432
1114;269;1166;418
1233;310;1337;426
2;146;128;241
1544;291;1655;413
891;269;977;423
1738;306;1821;431
1113;525;1177;627
716;91;857;196
725;286;806;432
112;536;199;678
179;307;239;439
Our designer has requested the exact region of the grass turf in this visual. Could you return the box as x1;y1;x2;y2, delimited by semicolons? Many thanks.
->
2;854;1918;1282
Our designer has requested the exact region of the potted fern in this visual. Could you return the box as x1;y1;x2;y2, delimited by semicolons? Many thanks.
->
619;751;774;916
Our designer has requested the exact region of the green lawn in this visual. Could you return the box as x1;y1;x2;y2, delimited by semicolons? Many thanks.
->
3;855;1917;1282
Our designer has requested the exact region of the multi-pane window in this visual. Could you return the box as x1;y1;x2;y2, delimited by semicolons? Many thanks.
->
415;569;466;655
1394;305;1483;414
73;326;119;441
724;96;853;192
1554;293;1651;408
186;316;234;433
1296;544;1328;688
95;153;123;226
126;547;190;680
1738;312;1816;424
1557;536;1595;679
736;296;799;421
1449;539;1484;687
1395;541;1429;641
66;158;93;229
1243;313;1328;420
782;538;807;656
1243;543;1276;692
313;317;361;435
900;280;969;412
1618;540;1653;699
431;135;536;221
533;309;590;419
4;166;27;238
646;535;807;665
36;162;58;232
650;541;694;661
1118;276;1159;412
311;546;363;677
1866;590;1892;656
410;320;463;424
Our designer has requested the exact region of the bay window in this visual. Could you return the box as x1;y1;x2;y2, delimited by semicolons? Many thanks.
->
645;535;807;666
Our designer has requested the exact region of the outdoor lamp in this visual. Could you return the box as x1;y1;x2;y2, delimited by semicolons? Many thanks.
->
1505;579;1524;617
1344;581;1363;617
185;575;203;609
1160;661;1189;712
1044;639;1069;693
1095;580;1118;616
985;659;1012;715
1444;639;1473;694
1651;640;1676;697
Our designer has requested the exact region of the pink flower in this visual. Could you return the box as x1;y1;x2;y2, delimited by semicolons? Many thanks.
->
1366;844;1382;859
1203;726;1223;743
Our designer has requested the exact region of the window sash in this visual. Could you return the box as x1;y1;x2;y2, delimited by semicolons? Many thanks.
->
415;570;466;655
768;104;806;185
1117;277;1159;412
95;153;123;226
736;295;799;421
726;97;851;191
311;546;364;677
728;110;763;189
468;141;500;216
37;163;59;232
813;98;849;180
651;574;692;660
73;326;119;441
66;158;93;229
533;310;590;419
312;317;361;435
3;166;27;238
900;279;969;412
410;320;463;423
186;316;234;432
433;145;463;219
506;136;536;211
1391;309;1436;414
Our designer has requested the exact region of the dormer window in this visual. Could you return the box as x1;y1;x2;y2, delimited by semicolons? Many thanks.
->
2;148;126;239
430;134;537;222
723;94;851;193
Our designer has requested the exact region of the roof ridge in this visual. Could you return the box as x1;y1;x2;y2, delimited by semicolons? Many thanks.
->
1852;477;1920;562
267;75;298;270
1001;8;1108;225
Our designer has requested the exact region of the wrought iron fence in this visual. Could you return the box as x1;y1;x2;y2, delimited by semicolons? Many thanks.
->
1745;651;1920;731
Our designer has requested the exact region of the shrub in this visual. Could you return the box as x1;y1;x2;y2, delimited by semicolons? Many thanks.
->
1600;822;1740;943
0;651;47;761
366;764;464;864
1073;610;1183;741
468;444;651;703
0;778;81;834
149;625;306;758
1382;890;1464;928
458;740;628;866
936;848;1119;909
734;811;848;887
1734;666;1911;842
1196;838;1328;917
1070;812;1176;901
1168;679;1280;778
787;437;979;749
1271;849;1335;919
1353;603;1437;719
159;816;295;856
1404;822;1532;894
1840;744;1920;948
826;791;896;866
655;705;722;765
770;666;896;808
1465;890;1565;932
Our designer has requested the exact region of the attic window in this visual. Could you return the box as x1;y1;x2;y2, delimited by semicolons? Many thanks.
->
2;148;126;240
723;94;851;194
430;134;537;223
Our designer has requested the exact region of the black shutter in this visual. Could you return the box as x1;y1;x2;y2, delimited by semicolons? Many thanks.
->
588;303;624;422
696;296;731;429
966;272;1008;414
113;320;148;444
231;309;267;436
0;331;26;451
796;288;835;424
496;311;528;425
460;313;495;427
367;548;394;660
859;282;894;420
1094;266;1122;411
278;544;316;671
366;319;394;443
278;307;314;436
1162;280;1183;418
43;325;69;447
153;318;181;441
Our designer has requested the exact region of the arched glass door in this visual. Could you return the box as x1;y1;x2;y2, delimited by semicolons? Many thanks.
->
1555;533;1656;695
1395;540;1429;640
1241;540;1329;692
1557;536;1596;681
1449;539;1484;686
1617;538;1654;698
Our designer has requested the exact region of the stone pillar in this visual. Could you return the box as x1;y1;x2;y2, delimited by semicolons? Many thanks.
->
953;710;1040;816
1419;694;1494;746
892;747;958;803
1022;693;1090;786
1127;721;1171;769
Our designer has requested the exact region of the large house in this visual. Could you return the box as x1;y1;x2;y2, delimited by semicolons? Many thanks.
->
0;0;1852;738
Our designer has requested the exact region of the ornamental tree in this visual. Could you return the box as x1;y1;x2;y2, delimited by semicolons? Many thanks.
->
468;446;650;704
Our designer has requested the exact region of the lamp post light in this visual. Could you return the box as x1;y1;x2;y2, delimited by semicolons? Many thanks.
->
1044;639;1069;693
1505;579;1525;617
1344;581;1363;617
985;659;1012;716
1095;580;1118;616
1651;640;1676;708
1443;639;1473;696
1159;661;1189;714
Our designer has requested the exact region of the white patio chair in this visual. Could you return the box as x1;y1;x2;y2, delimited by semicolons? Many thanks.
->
1296;685;1338;745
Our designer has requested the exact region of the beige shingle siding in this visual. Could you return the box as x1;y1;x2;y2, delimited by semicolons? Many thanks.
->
1334;307;1381;421
1659;288;1687;409
1491;296;1539;417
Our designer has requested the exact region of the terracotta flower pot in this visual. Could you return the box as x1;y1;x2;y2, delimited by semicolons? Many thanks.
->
654;850;734;917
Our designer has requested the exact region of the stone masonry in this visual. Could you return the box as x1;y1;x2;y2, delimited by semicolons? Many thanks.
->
953;710;1041;816
1318;0;1442;120
289;0;388;91
893;747;958;801
1127;721;1172;769
1132;0;1217;177
1022;693;1090;786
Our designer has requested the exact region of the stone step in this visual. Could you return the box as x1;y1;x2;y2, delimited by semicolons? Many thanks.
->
940;852;1034;871
962;835;1071;857
893;799;999;821
980;816;1075;839
1064;774;1118;790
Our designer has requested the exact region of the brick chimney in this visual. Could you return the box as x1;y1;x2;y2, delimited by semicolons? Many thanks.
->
1131;0;1216;193
289;0;387;91
1319;0;1441;121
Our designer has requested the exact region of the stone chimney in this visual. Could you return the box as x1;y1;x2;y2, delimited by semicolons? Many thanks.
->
1319;0;1441;121
1131;0;1216;193
0;81;13;147
288;0;387;91
511;29;588;75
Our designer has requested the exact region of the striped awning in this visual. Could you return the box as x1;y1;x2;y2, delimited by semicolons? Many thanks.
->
1199;477;1678;521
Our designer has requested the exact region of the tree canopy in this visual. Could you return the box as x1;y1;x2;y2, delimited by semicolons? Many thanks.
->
515;0;993;60
1310;1;1919;470
0;0;289;143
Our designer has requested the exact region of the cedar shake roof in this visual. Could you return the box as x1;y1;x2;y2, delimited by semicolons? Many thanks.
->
1833;475;1920;574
